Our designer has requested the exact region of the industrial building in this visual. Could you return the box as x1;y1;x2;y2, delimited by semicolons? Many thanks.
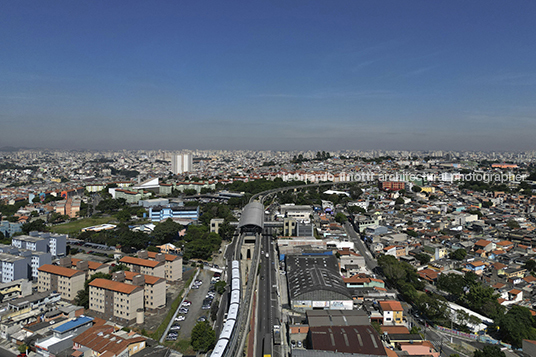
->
286;254;353;312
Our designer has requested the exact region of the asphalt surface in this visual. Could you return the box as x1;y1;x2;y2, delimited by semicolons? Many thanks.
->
256;233;282;357
343;221;378;271
172;269;213;340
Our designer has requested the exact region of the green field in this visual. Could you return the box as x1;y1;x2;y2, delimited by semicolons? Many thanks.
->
50;217;115;235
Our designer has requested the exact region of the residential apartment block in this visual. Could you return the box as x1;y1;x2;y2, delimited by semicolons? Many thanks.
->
119;256;165;279
88;278;144;324
37;264;85;301
112;270;166;311
0;253;29;283
144;251;182;281
56;257;110;279
11;232;67;257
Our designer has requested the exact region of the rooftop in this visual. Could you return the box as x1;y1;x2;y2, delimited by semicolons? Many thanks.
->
119;256;162;268
38;264;85;277
53;316;93;333
89;278;143;294
309;325;387;355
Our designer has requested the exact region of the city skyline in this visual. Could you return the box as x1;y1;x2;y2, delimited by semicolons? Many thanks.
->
1;1;536;151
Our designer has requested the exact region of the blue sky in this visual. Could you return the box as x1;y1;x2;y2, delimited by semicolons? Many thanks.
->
1;0;535;151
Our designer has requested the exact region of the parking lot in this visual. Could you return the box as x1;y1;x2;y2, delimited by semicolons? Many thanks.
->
167;268;217;341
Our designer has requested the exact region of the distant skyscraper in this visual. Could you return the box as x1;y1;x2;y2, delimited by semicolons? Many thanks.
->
171;153;192;174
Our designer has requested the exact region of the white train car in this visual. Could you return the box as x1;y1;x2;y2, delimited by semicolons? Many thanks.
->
230;289;240;305
210;338;228;357
232;268;240;280
231;277;240;292
227;303;239;322
232;260;239;270
219;319;236;340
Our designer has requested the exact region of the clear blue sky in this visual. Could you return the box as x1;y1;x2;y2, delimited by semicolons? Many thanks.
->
1;1;535;151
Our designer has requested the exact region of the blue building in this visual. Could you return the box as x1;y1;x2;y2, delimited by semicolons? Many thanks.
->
148;205;200;222
35;316;94;357
0;221;22;238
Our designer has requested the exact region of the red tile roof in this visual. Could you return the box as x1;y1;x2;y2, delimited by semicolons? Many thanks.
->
89;278;142;294
146;251;179;262
119;256;162;268
123;271;162;285
379;300;403;311
38;264;84;278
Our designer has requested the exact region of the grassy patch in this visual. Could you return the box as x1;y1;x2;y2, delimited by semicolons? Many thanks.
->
50;217;114;235
151;273;196;341
169;338;195;355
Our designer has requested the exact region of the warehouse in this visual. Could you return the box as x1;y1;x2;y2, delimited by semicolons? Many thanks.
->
286;254;353;312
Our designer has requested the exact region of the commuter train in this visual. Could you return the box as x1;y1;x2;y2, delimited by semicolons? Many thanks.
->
210;260;241;357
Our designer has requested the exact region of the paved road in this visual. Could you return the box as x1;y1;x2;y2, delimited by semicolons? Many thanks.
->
343;222;378;271
256;233;282;357
175;269;213;340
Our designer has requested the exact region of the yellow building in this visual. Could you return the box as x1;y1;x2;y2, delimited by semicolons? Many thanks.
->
379;300;404;325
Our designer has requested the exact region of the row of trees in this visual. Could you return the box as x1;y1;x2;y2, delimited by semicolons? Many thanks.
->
436;271;536;347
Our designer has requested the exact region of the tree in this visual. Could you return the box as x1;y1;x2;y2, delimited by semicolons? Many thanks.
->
524;259;536;272
18;344;28;354
110;264;130;273
115;209;132;222
349;185;363;199
152;219;182;245
482;201;493;208
497;305;536;347
348;205;366;215
147;245;159;252
210;300;219;321
412;185;422;193
217;220;236;241
415;253;431;265
473;345;505;357
449;249;467;261
465;284;503;318
507;219;520;229
335;212;347;224
437;273;465;297
214;281;226;295
21;219;46;234
395;197;405;205
190;321;216;352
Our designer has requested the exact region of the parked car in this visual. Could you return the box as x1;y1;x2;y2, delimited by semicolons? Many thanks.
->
197;316;207;322
175;315;185;322
178;307;189;314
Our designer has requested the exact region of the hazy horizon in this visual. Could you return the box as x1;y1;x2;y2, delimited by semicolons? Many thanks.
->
2;1;536;152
